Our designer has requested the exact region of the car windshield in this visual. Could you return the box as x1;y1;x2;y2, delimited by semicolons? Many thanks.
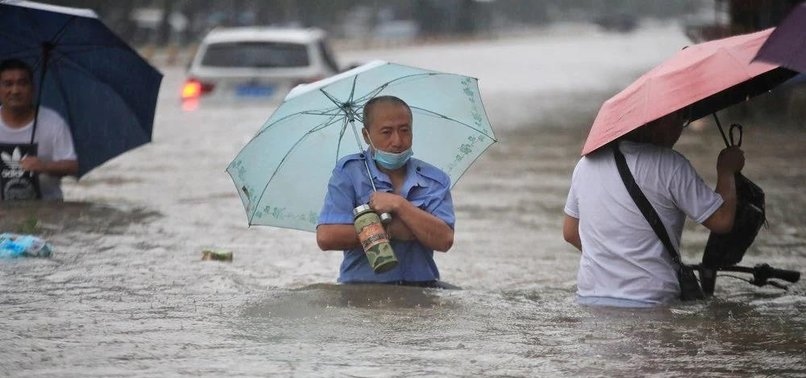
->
201;41;310;68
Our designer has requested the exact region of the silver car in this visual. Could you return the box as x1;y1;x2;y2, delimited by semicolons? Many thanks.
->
181;27;340;107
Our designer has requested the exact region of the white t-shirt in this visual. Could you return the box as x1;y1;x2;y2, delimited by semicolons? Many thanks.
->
0;106;77;200
564;141;723;304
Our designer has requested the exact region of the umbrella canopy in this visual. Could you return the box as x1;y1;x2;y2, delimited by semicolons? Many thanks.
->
227;60;497;232
0;1;163;177
581;28;797;156
754;3;806;73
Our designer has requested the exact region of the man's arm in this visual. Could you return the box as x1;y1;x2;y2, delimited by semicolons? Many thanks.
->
563;215;581;251
316;224;361;251
701;146;744;234
371;191;454;252
317;162;361;252
20;156;78;177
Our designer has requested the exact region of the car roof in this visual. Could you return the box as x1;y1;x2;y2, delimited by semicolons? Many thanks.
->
201;27;327;44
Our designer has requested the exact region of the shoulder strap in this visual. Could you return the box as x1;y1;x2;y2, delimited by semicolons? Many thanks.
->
612;143;682;265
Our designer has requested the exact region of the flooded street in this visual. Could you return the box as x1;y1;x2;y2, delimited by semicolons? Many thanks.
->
1;22;804;376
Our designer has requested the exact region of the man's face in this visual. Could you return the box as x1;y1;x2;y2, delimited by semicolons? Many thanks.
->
0;68;34;111
363;102;413;153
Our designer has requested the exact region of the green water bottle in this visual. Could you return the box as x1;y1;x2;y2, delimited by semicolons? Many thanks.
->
353;204;398;273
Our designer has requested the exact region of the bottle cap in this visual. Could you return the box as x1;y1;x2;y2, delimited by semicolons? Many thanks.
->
353;204;372;217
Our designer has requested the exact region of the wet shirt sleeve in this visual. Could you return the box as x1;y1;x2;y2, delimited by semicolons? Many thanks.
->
411;164;456;229
564;160;581;219
317;164;357;225
668;154;723;224
51;115;77;161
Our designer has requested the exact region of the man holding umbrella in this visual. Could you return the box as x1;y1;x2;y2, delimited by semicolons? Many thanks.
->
563;109;745;307
316;95;455;287
0;59;77;200
560;26;799;307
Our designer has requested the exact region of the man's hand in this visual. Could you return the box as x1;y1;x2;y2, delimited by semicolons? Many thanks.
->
19;156;47;172
369;191;453;252
368;191;403;214
704;146;745;234
717;146;745;175
369;192;414;240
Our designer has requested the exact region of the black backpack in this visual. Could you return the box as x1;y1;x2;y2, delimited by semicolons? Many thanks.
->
700;124;767;293
702;171;766;268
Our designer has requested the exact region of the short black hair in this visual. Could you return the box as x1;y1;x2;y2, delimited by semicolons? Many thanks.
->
362;95;411;129
0;59;34;82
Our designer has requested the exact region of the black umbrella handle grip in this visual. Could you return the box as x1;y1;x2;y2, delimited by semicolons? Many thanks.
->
729;123;743;147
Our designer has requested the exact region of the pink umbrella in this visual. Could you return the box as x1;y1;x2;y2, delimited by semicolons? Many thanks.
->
754;3;806;73
581;28;797;156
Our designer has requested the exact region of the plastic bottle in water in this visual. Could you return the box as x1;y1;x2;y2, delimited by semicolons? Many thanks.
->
0;233;52;258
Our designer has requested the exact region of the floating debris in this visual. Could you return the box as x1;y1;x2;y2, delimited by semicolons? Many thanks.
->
0;233;52;258
201;249;233;262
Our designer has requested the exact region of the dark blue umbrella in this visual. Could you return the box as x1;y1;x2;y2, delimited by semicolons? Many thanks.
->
0;1;162;177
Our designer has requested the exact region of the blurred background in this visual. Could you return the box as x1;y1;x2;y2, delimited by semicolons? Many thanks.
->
38;0;798;62
35;0;705;49
33;0;804;121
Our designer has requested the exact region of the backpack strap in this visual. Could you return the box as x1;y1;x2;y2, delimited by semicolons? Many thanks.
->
612;142;682;266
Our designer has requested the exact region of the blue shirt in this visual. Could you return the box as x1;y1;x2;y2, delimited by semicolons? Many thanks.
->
318;152;455;283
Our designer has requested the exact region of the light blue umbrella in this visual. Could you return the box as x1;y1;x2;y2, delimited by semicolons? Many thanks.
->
226;60;496;231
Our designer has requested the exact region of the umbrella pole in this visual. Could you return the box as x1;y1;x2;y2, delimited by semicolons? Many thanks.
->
347;118;379;193
326;87;380;193
348;117;392;223
711;113;731;147
30;43;54;145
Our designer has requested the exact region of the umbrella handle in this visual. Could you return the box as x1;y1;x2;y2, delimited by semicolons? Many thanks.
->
729;123;743;147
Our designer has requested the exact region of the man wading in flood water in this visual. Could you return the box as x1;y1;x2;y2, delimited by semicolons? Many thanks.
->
316;96;455;287
0;59;77;200
563;109;745;307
